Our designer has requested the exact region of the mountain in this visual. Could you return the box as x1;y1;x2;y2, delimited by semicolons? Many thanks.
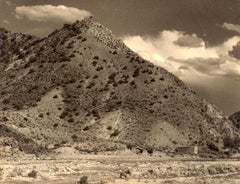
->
0;17;239;156
229;111;240;129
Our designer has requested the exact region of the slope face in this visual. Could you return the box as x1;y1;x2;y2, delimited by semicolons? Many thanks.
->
0;28;37;73
0;17;239;156
229;111;240;129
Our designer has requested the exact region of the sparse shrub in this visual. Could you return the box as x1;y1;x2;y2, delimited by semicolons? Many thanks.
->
76;84;82;88
81;37;87;42
133;68;140;77
93;56;99;60
92;60;97;66
29;57;36;63
9;74;15;79
2;98;9;104
83;126;89;131
60;55;71;62
53;95;58;99
28;170;37;178
150;78;156;83
224;137;240;149
13;103;23;110
77;175;88;184
92;109;100;119
2;116;8;122
28;68;35;74
68;118;74;123
96;66;104;71
53;123;58;128
119;168;131;179
71;134;78;140
86;82;95;89
163;95;168;99
130;81;136;86
146;147;153;154
69;53;75;58
38;113;44;118
208;142;219;151
110;129;120;137
69;78;77;83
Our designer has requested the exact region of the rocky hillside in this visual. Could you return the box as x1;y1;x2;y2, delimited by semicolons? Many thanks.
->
0;17;239;156
229;111;240;129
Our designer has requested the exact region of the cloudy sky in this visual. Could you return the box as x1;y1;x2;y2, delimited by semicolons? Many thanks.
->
0;0;240;115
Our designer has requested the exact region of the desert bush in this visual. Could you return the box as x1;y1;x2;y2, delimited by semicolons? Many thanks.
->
119;168;131;179
69;78;77;84
2;98;9;104
92;109;100;119
146;147;153;154
163;95;168;99
60;55;71;62
86;82;95;89
83;126;90;131
69;53;75;58
77;175;88;184
224;137;240;149
28;68;35;74
28;170;37;178
93;74;99;79
93;56;99;60
110;129;120;137
29;57;36;63
81;37;87;42
68;118;74;123
13;102;23;110
1;116;8;122
92;60;97;66
208;142;219;151
133;68;140;77
96;66;104;71
130;81;136;86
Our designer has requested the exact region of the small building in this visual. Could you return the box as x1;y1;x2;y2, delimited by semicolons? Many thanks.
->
175;146;198;155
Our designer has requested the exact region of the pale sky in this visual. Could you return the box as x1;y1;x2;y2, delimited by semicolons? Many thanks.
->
0;0;240;115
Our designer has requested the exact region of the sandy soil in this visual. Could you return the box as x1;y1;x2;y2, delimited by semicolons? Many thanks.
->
1;154;240;184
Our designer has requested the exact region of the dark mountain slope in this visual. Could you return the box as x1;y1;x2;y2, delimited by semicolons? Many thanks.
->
0;17;239;156
229;111;240;129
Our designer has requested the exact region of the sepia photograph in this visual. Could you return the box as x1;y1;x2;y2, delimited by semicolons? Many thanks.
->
0;0;240;183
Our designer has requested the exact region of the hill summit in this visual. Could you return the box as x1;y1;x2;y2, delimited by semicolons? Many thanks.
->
0;17;239;156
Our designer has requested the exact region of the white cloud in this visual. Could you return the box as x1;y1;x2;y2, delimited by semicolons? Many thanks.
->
174;33;204;47
15;5;92;23
123;30;240;78
222;22;240;34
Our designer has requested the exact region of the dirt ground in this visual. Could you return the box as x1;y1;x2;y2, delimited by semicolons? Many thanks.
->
1;154;240;184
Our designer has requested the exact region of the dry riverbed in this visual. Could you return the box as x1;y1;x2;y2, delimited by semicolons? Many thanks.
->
1;154;240;184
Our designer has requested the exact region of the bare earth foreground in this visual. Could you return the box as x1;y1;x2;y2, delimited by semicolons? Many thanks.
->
1;154;240;184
